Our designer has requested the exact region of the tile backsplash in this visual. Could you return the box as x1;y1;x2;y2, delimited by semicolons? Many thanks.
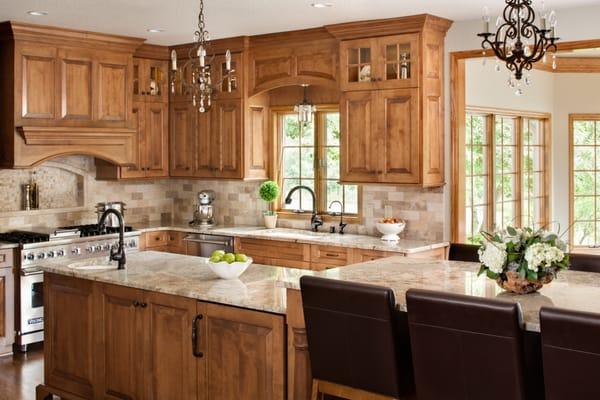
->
0;156;445;241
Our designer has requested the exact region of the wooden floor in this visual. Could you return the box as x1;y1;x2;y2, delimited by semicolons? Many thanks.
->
0;346;44;400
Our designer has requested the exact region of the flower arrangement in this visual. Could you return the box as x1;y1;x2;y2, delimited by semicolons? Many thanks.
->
477;226;569;294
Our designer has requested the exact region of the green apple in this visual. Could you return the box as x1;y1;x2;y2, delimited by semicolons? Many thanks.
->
222;253;236;264
211;250;226;259
209;255;223;263
235;253;248;262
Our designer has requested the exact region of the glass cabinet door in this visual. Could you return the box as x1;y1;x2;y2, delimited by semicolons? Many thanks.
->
145;60;169;102
132;58;143;101
377;34;419;89
340;38;376;91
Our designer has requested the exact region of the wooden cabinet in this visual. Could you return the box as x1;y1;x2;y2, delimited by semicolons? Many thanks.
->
96;99;169;179
133;58;169;103
18;44;59;121
212;99;243;179
334;16;451;186
235;238;312;269
42;274;286;400
142;230;169;251
44;274;96;399
170;101;197;176
339;34;419;91
310;245;350;270
58;47;94;122
201;303;285;400
0;250;14;356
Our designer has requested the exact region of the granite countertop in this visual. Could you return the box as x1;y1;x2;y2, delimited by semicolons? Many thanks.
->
133;221;449;254
0;242;19;250
40;251;294;315
279;256;600;332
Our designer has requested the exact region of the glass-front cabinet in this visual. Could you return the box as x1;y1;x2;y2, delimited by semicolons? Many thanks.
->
133;58;169;102
340;33;419;91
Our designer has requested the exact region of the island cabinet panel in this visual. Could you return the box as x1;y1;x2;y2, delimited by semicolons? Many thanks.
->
144;291;199;400
202;303;285;400
95;283;145;400
44;273;96;399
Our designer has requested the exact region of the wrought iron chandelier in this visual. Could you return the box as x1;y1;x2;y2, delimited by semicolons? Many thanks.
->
478;1;559;94
170;0;235;112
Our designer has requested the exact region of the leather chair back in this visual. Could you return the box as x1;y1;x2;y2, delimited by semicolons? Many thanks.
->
448;243;480;262
540;307;600;400
300;276;413;398
568;252;600;273
406;289;527;400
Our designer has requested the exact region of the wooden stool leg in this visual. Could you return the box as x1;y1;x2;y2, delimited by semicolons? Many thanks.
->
311;379;321;400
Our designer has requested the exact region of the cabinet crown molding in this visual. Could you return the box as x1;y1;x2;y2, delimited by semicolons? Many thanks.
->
325;13;453;40
0;20;145;52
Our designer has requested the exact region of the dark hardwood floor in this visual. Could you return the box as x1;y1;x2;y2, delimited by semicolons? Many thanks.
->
0;346;44;400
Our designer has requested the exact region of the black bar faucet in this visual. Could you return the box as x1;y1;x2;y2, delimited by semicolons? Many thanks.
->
284;185;323;232
98;209;126;270
328;200;347;234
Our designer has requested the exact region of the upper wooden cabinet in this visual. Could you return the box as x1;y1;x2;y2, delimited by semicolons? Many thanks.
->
331;15;452;186
133;57;169;103
0;22;143;168
248;33;338;95
340;34;419;91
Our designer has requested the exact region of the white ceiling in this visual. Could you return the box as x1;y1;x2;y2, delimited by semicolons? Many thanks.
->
0;0;598;45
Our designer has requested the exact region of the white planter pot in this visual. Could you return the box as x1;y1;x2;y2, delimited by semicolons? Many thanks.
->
264;214;278;229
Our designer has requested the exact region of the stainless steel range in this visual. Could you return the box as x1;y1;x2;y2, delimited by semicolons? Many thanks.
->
0;225;140;351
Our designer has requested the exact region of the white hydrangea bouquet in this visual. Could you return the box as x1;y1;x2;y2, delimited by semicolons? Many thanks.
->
477;226;569;294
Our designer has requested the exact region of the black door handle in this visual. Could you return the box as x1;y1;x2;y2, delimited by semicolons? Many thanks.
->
192;314;204;358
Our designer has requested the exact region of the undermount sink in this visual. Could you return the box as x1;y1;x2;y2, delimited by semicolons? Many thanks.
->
263;229;331;239
67;258;118;271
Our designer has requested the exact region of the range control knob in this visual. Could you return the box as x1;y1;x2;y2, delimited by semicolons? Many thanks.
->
37;253;46;260
102;244;111;251
86;246;94;253
26;253;35;261
57;249;65;257
71;247;81;255
46;251;55;258
128;240;137;248
94;245;103;252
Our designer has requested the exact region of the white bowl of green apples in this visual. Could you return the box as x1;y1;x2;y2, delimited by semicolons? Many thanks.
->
207;250;252;280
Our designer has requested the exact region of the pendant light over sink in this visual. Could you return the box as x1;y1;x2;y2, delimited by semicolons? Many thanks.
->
170;0;236;112
294;84;317;126
477;0;559;95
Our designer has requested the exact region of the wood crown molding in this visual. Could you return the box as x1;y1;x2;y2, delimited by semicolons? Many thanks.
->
0;20;145;52
249;27;334;48
135;43;170;60
325;14;453;40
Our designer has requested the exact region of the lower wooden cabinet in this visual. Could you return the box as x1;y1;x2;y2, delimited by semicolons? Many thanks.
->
43;274;286;400
235;238;312;270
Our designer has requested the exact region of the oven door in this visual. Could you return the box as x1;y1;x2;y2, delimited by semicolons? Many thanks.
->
20;267;44;335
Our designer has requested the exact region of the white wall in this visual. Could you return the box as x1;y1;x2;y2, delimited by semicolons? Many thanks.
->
443;4;600;239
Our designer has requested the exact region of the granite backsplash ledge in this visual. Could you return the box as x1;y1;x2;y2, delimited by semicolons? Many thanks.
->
0;156;445;241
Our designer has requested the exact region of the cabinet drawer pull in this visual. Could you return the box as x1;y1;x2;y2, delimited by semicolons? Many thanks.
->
133;300;140;307
325;253;339;257
192;314;204;358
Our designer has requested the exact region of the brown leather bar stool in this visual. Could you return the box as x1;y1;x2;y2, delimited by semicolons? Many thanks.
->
448;243;480;262
540;307;600;399
300;276;414;400
568;252;600;273
406;289;527;400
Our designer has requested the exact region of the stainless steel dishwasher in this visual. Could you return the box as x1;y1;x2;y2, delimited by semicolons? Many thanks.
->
183;233;234;257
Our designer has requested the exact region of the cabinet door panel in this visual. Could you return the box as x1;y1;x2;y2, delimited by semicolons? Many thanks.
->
251;48;294;93
170;102;196;176
195;109;215;178
244;99;269;180
214;100;242;179
144;103;169;177
145;59;169;103
45;274;95;399
120;102;146;179
59;49;93;121
144;292;198;400
203;303;285;400
97;56;129;122
376;34;420;89
339;38;376;92
20;46;57;120
340;91;379;183
380;89;420;183
95;284;144;400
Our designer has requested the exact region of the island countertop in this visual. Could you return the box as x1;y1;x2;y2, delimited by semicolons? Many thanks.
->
132;221;449;254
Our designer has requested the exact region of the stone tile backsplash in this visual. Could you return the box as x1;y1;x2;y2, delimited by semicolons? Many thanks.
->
0;156;445;241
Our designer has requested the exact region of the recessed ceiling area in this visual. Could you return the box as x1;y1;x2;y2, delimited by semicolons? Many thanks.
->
0;0;597;45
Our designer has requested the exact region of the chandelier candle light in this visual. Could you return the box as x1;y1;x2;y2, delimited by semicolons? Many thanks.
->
478;0;559;95
170;0;236;112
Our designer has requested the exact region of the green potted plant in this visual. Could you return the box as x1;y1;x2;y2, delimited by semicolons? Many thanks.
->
259;181;280;229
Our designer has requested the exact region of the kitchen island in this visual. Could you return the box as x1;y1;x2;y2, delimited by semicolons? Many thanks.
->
36;251;600;400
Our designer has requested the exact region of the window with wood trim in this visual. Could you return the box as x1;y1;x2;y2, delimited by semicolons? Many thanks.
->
569;114;600;247
275;108;360;217
458;108;550;243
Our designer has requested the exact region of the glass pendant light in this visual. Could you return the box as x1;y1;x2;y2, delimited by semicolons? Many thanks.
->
294;84;317;125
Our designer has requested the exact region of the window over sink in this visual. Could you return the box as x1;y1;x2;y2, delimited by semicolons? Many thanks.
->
274;107;360;217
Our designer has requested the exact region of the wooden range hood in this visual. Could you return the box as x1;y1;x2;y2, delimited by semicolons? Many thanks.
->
0;21;144;168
